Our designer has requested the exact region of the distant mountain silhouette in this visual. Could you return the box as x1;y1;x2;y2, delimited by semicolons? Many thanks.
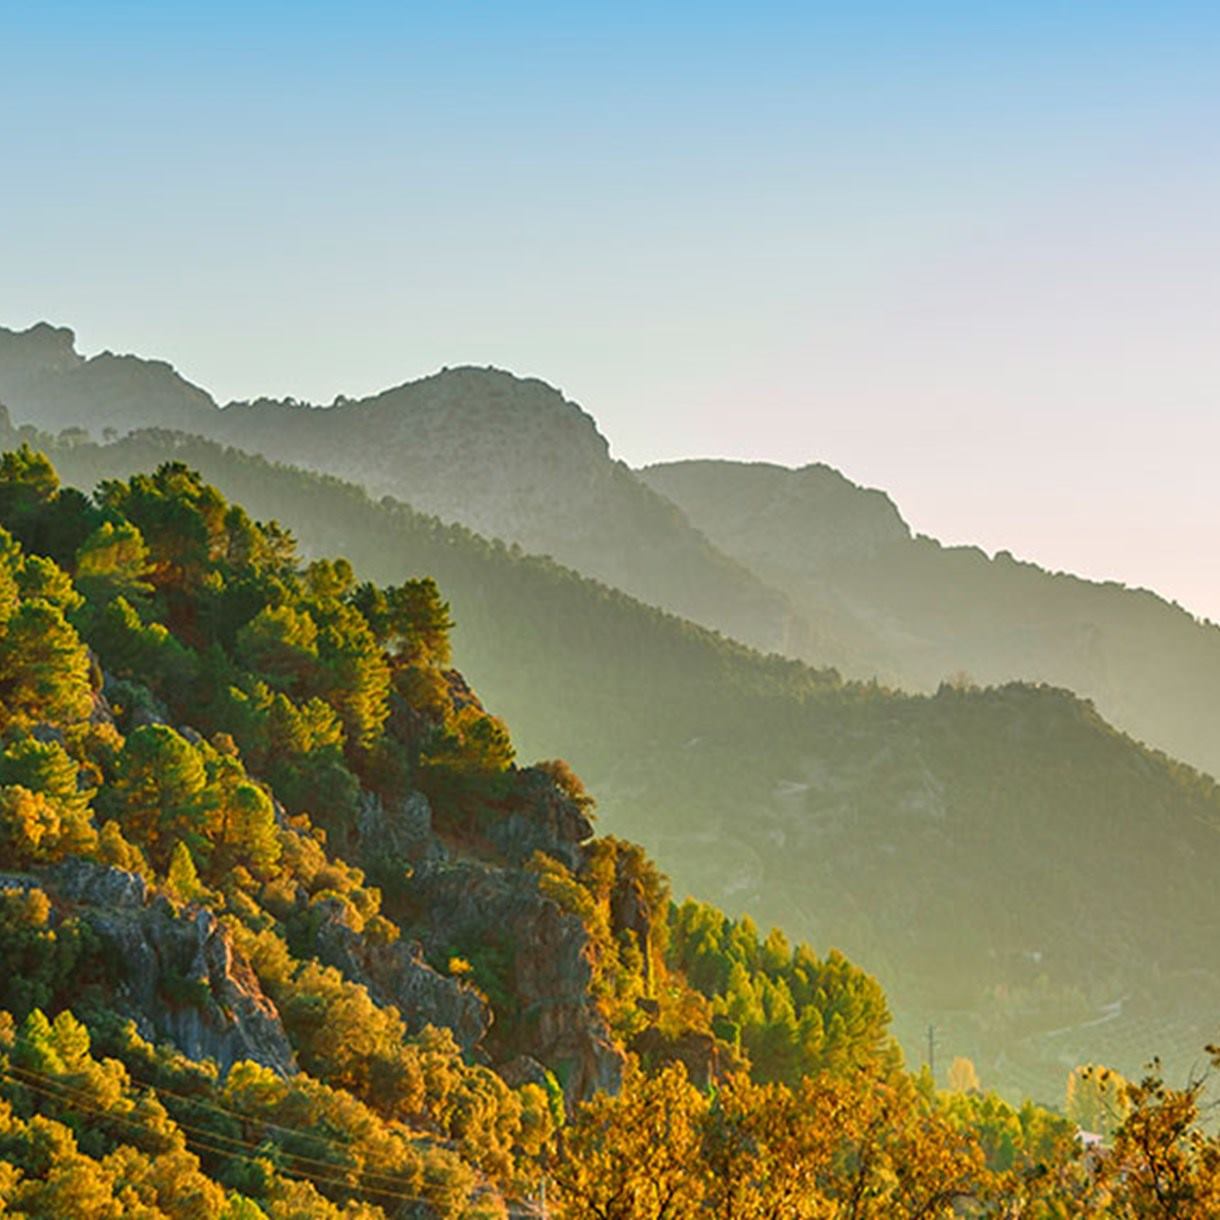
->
642;458;1220;781
0;321;215;436
0;324;825;663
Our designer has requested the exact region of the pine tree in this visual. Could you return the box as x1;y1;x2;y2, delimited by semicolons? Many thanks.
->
73;520;153;605
111;725;211;865
0;599;93;728
165;840;207;904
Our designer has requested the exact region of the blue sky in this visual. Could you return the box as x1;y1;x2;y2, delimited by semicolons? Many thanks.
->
2;2;1218;615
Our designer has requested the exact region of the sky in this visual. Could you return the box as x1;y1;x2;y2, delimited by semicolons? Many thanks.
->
2;1;1219;617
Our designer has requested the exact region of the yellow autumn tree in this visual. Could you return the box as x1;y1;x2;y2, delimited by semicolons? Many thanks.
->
546;1062;708;1219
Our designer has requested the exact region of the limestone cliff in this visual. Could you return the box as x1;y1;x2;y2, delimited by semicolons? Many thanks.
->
313;897;491;1056
404;858;624;1105
43;859;297;1076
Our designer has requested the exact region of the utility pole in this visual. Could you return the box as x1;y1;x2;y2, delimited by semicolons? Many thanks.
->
927;1024;937;1083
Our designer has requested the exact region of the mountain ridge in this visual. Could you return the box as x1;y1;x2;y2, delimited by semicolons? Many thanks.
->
643;456;1220;778
0;323;825;664
7;319;1217;786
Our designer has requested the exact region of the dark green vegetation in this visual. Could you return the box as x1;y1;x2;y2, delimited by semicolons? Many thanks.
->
0;448;904;1215
10;417;1220;1105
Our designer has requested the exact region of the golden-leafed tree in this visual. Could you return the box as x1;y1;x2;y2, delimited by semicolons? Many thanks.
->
547;1062;708;1220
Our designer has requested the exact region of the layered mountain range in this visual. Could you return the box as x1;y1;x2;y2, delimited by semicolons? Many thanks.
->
642;458;1220;783
3;321;1219;1101
4;322;1217;781
0;324;815;661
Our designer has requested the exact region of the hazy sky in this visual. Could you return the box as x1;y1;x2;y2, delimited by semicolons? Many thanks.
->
3;2;1218;617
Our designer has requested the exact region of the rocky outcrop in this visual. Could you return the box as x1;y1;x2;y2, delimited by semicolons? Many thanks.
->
313;897;490;1054
405;858;624;1105
101;673;171;730
0;322;82;384
47;859;296;1077
641;459;911;573
495;1054;553;1091
51;856;149;908
609;868;654;993
486;767;594;872
355;789;448;866
0;324;216;438
334;772;598;1069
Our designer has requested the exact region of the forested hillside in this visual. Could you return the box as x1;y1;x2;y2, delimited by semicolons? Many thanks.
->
0;446;922;1215
15;446;1219;1214
16;417;1220;1105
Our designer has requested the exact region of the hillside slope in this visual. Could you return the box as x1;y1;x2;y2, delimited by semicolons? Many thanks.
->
642;458;1220;780
0;324;820;662
17;416;1220;1104
0;445;916;1215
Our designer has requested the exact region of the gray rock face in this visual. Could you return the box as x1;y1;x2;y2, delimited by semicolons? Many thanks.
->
45;860;296;1077
313;898;490;1054
337;774;600;1071
495;1054;552;1090
101;673;170;729
356;789;448;866
486;768;594;873
406;859;624;1105
51;856;149;908
629;1027;722;1090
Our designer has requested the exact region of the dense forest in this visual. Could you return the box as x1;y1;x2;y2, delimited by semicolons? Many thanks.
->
15;415;1220;1103
1;446;1220;1214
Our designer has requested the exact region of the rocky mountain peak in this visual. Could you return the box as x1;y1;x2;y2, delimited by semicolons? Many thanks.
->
0;322;218;438
357;365;613;467
0;321;84;383
640;458;911;573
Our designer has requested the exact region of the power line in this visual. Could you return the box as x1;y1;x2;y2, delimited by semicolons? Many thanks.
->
2;1064;446;1206
0;1064;464;1208
55;1060;432;1175
4;1061;415;1189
